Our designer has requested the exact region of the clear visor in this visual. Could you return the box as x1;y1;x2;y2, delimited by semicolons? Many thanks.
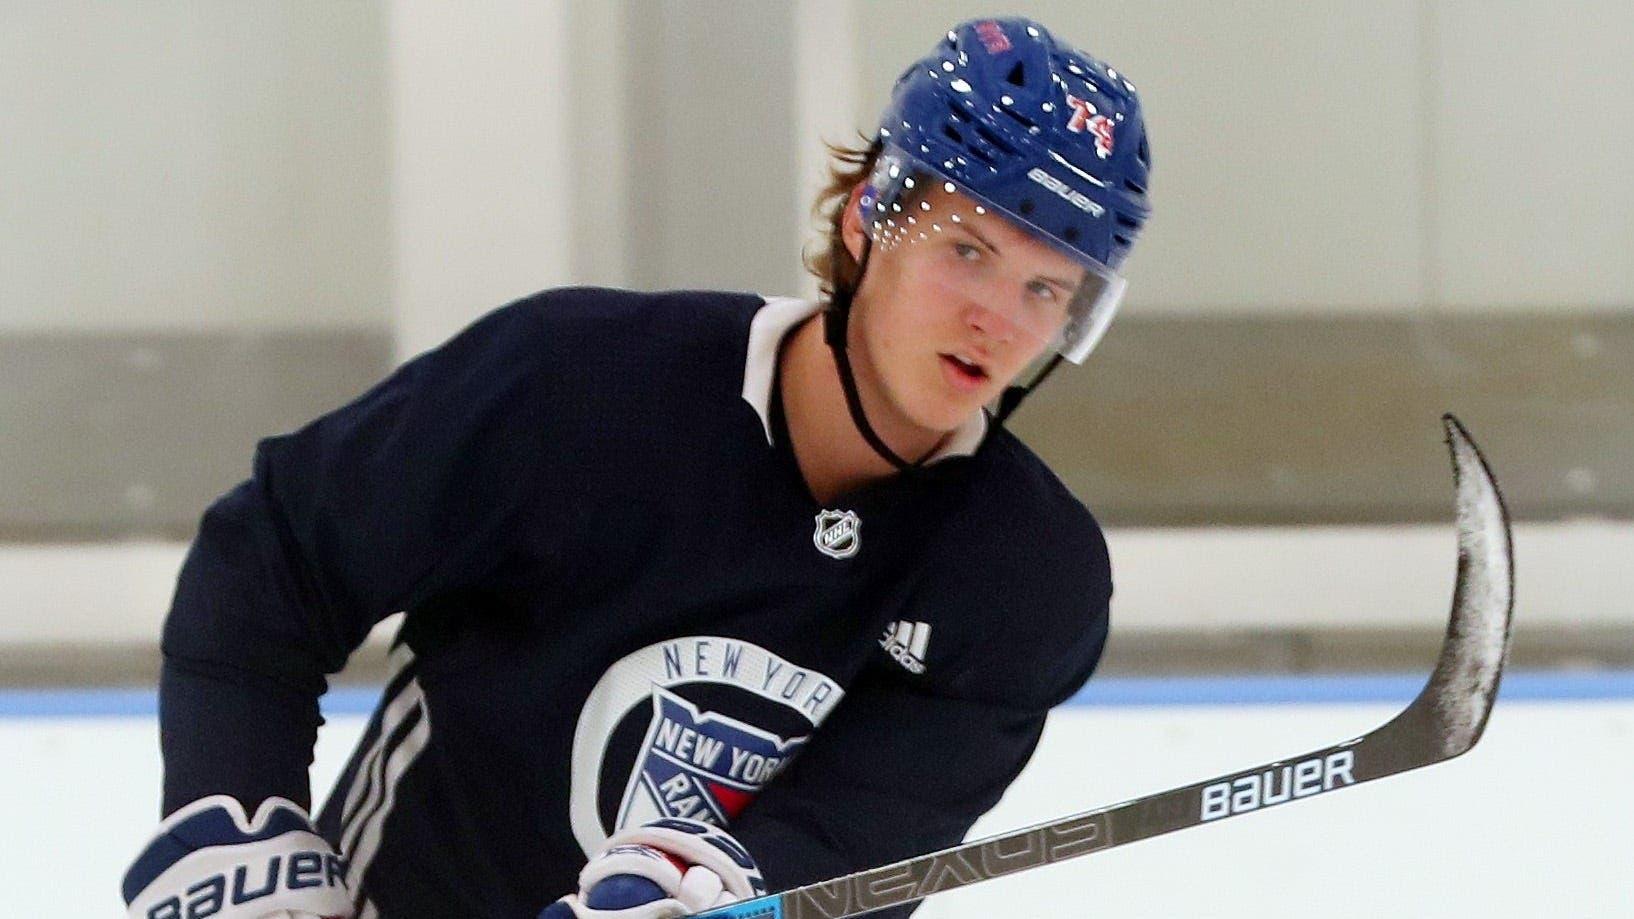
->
861;157;1125;364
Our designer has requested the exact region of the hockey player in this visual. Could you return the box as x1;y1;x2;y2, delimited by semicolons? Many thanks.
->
122;17;1150;919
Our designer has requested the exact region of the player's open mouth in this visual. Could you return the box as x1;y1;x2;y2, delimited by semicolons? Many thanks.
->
939;353;988;390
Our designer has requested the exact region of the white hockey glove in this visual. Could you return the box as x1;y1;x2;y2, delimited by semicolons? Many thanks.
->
122;795;352;919
538;818;766;919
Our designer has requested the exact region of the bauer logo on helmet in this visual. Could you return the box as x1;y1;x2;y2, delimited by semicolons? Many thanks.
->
1027;168;1105;217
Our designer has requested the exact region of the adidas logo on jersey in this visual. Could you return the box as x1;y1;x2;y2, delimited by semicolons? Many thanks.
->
879;620;930;674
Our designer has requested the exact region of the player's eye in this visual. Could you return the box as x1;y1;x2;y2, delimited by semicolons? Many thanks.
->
1026;280;1059;302
952;242;982;262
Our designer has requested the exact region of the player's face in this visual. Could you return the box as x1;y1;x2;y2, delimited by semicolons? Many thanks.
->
843;183;1082;432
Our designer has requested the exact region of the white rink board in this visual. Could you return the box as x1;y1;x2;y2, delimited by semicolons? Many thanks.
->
920;700;1631;918
6;520;1631;645
6;699;1628;917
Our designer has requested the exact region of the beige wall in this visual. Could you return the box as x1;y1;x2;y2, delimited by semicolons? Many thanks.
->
4;521;1627;647
849;1;1634;316
2;4;1630;649
0;2;391;331
387;0;575;359
1432;1;1634;311
7;2;1630;332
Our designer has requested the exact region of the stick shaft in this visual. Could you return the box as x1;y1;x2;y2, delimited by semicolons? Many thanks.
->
692;415;1512;919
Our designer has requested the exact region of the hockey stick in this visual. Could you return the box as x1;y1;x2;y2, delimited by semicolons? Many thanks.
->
694;414;1513;919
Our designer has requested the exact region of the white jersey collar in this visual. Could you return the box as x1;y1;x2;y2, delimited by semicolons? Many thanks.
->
741;297;987;463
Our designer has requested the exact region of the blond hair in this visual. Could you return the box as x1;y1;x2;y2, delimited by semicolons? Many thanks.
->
803;136;883;304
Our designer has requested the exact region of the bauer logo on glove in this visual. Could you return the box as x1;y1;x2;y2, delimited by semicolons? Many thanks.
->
122;795;352;919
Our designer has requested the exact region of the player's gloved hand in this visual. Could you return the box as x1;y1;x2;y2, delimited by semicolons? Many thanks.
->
539;818;765;919
122;795;352;919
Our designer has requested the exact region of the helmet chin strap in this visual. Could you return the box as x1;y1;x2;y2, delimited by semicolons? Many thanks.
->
822;236;921;472
995;352;1064;423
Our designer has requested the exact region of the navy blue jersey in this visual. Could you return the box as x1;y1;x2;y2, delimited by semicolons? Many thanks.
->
158;288;1112;918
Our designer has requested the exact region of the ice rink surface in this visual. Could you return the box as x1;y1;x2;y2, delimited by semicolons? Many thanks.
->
9;675;1630;917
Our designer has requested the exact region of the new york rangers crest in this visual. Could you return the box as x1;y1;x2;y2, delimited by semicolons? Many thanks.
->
616;688;808;828
569;637;844;855
813;509;861;559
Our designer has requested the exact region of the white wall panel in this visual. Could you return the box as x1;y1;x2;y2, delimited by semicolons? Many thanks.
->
4;522;1626;646
1107;519;1634;630
794;0;860;300
0;543;181;646
9;4;1629;331
620;0;802;297
1432;1;1634;312
0;3;390;331
566;0;634;289
388;0;575;360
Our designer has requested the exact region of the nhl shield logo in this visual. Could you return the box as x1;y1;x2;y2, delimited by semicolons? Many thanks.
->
813;509;861;559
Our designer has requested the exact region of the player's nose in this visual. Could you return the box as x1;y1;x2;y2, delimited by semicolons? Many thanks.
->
960;293;1020;346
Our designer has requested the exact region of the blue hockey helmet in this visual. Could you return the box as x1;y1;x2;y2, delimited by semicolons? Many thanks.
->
863;17;1151;362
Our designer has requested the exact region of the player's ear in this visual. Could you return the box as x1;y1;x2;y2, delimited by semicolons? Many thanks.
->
840;181;870;262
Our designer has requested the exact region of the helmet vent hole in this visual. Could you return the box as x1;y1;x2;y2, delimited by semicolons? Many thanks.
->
1115;213;1141;229
997;106;1037;130
1018;199;1035;216
942;124;965;144
973;125;1016;156
1006;62;1027;87
1123;179;1146;195
1113;234;1133;248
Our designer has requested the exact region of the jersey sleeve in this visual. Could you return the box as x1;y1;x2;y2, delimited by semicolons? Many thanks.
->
730;515;1111;918
159;295;559;816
